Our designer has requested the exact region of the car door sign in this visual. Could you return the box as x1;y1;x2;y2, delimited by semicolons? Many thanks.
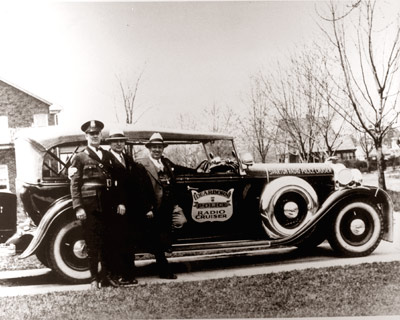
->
191;188;234;222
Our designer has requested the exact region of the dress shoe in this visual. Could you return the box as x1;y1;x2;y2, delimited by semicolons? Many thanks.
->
101;275;120;288
159;272;177;280
90;280;100;290
118;277;138;286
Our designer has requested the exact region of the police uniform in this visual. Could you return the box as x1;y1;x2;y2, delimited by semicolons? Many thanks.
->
69;120;114;285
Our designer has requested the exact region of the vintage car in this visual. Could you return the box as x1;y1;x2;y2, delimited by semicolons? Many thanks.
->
12;125;393;283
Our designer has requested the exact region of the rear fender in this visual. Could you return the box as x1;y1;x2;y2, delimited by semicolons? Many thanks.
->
19;197;74;259
278;186;393;245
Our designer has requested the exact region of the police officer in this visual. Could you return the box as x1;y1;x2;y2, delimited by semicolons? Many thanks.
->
69;120;118;290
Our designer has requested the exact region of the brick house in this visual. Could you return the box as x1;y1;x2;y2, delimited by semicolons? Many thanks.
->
0;78;61;193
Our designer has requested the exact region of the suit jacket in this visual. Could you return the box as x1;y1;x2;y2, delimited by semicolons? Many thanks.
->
137;156;197;209
70;147;113;213
137;156;172;210
109;152;155;219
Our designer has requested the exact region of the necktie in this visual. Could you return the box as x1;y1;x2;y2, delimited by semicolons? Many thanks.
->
158;159;163;171
95;148;102;159
120;154;126;167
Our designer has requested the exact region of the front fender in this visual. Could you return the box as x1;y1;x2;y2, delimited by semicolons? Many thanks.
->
19;197;74;259
278;186;393;245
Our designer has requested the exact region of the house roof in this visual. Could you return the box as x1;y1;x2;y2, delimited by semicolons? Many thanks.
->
333;135;357;151
0;77;52;106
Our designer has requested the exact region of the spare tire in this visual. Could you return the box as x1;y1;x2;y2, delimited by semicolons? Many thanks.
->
260;176;319;239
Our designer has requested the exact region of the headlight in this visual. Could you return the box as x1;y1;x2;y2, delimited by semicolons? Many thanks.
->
334;165;363;187
351;169;363;184
336;168;353;185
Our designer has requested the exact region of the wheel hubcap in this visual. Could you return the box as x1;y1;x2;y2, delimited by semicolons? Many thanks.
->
283;201;299;219
72;240;87;259
339;208;375;247
350;219;366;236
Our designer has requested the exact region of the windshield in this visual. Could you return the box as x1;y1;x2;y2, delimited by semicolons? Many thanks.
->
132;138;237;172
203;139;236;162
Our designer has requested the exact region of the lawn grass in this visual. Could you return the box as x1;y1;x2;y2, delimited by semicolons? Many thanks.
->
0;261;399;319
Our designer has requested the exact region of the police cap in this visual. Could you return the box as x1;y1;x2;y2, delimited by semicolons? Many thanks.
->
81;120;104;133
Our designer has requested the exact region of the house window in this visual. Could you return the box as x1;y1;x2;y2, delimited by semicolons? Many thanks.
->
340;151;354;160
33;113;48;127
0;165;9;190
0;116;10;143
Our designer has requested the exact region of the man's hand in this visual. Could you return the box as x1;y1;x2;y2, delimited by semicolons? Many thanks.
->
172;205;187;228
117;204;126;215
146;210;154;219
76;207;87;220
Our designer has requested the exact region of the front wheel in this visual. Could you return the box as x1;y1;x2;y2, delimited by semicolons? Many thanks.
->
328;201;383;257
47;219;90;283
35;242;50;267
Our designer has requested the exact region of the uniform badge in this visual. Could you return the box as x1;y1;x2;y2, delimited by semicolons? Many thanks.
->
68;167;78;179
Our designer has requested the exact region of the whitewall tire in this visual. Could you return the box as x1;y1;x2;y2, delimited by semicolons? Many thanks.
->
328;201;382;257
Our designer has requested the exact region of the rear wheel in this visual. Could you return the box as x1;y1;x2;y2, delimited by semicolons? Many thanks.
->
328;201;383;257
47;219;90;283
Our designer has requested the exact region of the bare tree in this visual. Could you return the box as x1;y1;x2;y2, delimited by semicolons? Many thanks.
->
313;65;350;159
317;0;400;189
262;49;341;163
357;131;374;171
116;67;146;124
176;112;199;131
238;75;274;163
202;103;237;134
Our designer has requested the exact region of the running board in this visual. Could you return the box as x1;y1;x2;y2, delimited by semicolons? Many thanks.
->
172;239;272;253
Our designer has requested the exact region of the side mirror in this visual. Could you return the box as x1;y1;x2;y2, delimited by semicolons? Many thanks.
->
240;152;254;167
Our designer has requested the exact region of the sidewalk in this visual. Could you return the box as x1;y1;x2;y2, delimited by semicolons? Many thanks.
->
0;240;399;297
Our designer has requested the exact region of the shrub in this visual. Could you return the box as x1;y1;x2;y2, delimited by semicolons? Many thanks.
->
343;159;368;171
387;190;400;212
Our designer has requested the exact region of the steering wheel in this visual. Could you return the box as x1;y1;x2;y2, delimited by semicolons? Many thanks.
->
208;159;239;173
196;159;211;173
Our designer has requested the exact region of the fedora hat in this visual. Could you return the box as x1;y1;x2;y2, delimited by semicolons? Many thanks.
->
106;129;128;142
81;120;104;133
145;132;166;148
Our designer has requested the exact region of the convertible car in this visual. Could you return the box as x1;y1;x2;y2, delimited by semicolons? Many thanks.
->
12;125;393;283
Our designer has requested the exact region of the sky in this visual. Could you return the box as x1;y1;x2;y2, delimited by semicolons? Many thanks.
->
0;1;398;130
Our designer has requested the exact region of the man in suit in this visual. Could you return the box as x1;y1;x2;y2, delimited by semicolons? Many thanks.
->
69;120;118;290
106;129;155;286
137;132;194;279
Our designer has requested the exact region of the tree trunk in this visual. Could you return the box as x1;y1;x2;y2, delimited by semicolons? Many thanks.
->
366;159;371;173
376;146;387;190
